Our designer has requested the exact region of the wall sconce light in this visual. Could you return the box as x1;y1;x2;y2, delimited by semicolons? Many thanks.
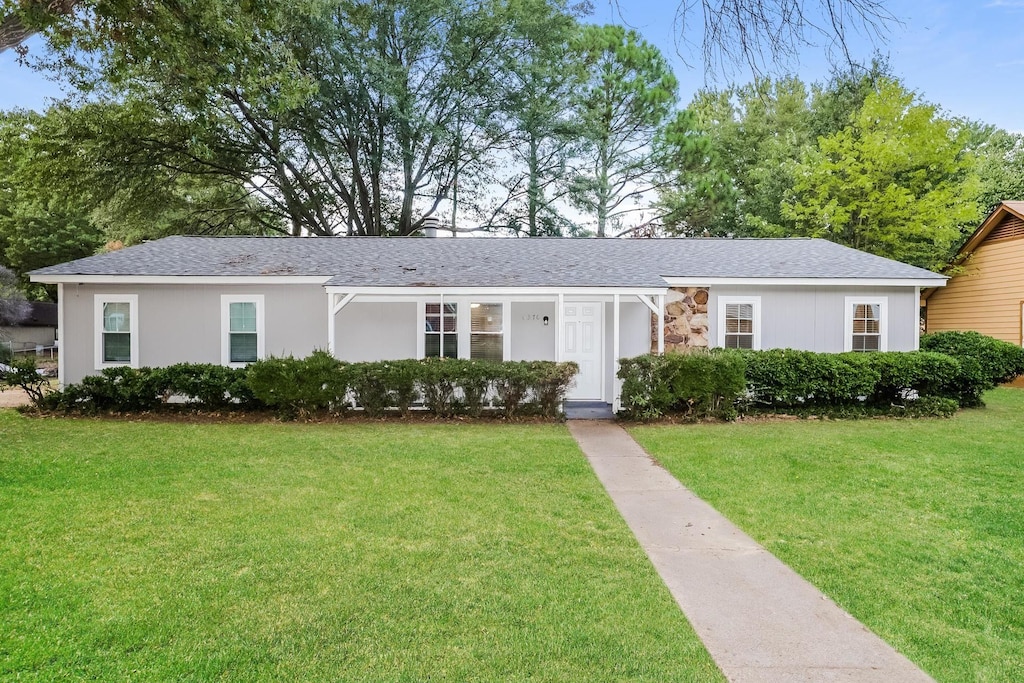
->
543;316;550;326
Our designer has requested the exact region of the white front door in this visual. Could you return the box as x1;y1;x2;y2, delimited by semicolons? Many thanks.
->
562;302;604;400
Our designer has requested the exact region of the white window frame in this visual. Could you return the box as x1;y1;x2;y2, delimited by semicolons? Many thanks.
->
94;294;139;370
417;299;512;361
844;296;888;352
221;295;265;367
717;296;761;350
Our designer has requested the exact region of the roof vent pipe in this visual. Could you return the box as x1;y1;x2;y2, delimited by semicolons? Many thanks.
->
421;215;440;238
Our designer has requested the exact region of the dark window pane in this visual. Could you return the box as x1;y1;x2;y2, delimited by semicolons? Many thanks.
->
425;315;440;332
471;334;503;361
230;333;258;363
852;335;879;352
443;335;458;358
426;303;440;315
724;334;753;350
103;333;131;362
425;335;441;357
443;316;457;333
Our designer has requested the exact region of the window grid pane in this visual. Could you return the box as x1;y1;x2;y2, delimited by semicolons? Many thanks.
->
724;334;754;350
230;333;259;363
229;302;257;333
103;302;130;333
425;302;458;357
103;332;131;362
724;302;755;349
850;302;881;352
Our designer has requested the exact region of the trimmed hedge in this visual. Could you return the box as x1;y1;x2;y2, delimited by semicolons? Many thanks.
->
920;330;1024;406
38;354;579;419
618;347;982;420
618;351;746;421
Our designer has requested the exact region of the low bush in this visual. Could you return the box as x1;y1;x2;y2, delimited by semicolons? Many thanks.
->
38;355;579;419
160;363;255;409
0;355;50;405
418;357;460;417
618;350;746;421
921;330;1024;406
495;362;533;418
348;359;421;418
620;346;982;421
247;350;348;418
528;361;579;418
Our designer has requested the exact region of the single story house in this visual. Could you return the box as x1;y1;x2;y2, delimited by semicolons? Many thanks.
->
30;236;946;409
0;301;58;353
924;201;1024;344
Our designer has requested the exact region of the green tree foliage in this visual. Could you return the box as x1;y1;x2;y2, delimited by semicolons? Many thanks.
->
969;126;1024;216
569;24;678;237
783;78;981;269
14;0;588;237
484;0;585;236
0;104;273;297
661;77;813;236
0;109;104;296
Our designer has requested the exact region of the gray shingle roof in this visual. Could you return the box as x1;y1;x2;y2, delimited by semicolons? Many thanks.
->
30;235;945;287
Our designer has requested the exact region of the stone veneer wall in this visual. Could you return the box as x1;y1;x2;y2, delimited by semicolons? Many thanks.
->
651;287;709;353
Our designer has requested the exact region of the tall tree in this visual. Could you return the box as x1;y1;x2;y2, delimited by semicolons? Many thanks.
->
0;108;104;298
783;78;980;269
482;0;585;236
968;125;1024;216
21;0;571;237
661;77;813;236
570;24;677;237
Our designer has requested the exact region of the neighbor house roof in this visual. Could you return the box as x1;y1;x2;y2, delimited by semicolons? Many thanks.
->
0;301;57;327
30;235;946;288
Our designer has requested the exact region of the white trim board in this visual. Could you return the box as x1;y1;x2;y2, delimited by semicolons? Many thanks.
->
716;296;762;350
32;274;332;285
94;294;139;370
844;296;888;352
663;277;945;288
221;295;266;367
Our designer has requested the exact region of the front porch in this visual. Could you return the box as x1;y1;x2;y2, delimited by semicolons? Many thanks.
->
324;287;668;410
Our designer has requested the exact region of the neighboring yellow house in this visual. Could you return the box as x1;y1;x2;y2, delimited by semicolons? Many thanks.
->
924;201;1024;345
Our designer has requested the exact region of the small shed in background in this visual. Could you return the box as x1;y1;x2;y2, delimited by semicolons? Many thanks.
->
0;301;58;354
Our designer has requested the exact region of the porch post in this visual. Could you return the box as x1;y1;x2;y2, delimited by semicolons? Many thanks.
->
555;293;564;362
613;293;621;412
56;283;65;388
327;292;337;356
657;293;665;355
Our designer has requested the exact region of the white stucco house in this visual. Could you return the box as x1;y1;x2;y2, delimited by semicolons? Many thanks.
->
30;235;946;409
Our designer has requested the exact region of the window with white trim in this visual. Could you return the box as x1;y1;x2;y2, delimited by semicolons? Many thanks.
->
845;297;887;352
717;296;761;350
95;294;139;369
221;295;265;366
470;303;504;361
424;302;458;358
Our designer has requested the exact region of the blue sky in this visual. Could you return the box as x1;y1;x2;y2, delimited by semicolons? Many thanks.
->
1;1;1022;131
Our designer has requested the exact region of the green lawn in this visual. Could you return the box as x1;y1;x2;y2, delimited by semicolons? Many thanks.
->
0;412;722;682
630;387;1024;683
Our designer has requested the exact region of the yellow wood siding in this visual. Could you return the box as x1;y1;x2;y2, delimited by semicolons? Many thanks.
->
927;235;1024;344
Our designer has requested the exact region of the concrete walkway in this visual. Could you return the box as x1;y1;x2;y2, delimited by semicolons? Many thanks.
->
567;420;934;683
